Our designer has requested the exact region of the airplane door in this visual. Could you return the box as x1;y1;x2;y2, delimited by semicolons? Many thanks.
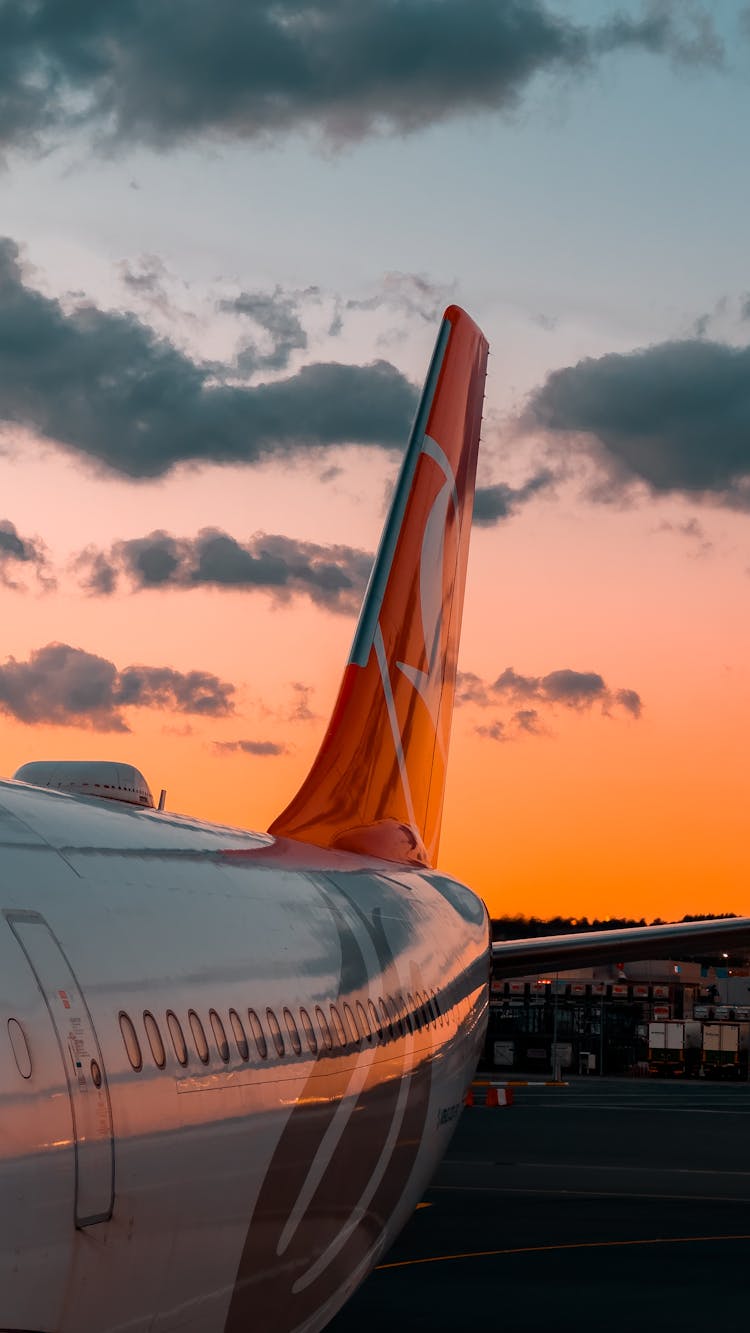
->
6;910;114;1226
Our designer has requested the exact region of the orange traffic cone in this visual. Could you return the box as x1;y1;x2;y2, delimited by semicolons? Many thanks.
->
465;1087;474;1107
486;1085;499;1108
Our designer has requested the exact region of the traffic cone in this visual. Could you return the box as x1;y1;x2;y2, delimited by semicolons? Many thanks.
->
465;1087;474;1107
486;1085;499;1108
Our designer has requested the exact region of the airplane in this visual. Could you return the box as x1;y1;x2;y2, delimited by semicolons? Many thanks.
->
2;304;750;1333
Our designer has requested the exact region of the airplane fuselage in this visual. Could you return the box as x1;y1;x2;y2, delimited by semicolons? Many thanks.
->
0;777;489;1333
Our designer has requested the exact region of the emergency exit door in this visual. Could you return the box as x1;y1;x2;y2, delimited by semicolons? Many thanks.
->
6;910;114;1226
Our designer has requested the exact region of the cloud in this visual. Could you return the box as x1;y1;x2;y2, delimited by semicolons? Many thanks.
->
473;470;555;526
0;642;234;731
526;337;750;508
0;519;54;589
346;272;453;324
219;285;310;373
0;1;722;154
458;664;642;734
288;682;317;721
213;738;287;756
76;527;373;614
0;239;417;478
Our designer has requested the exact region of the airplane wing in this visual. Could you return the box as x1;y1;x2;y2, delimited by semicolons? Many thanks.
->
492;915;750;977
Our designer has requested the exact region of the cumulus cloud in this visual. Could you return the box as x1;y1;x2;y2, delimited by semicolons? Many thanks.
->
526;338;750;508
0;519;54;589
0;642;234;731
76;527;373;614
0;239;416;479
213;738;287;756
473;470;555;525
457;665;642;737
0;1;722;154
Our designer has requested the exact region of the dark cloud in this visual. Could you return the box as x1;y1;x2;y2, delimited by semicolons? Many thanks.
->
213;738;287;756
0;519;54;589
458;665;642;734
76;527;373;614
0;239;417;479
219;286;310;373
741;294;750;322
473;470;555;526
0;1;721;154
0;642;234;731
526;338;750;507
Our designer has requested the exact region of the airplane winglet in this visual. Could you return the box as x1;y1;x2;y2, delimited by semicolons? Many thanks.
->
269;306;489;866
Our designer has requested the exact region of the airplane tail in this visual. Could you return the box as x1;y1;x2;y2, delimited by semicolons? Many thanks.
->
269;306;489;867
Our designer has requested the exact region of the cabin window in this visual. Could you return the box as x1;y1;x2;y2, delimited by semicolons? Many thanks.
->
284;1008;302;1056
188;1010;210;1064
299;1007;318;1055
407;992;421;1031
209;1009;230;1063
248;1008;267;1059
368;999;383;1041
143;1010;166;1069
330;1004;347;1047
119;1012;143;1071
399;994;413;1034
387;996;403;1037
379;997;393;1040
229;1009;249;1061
315;1005;333;1051
266;1008;285;1058
343;1002;360;1045
166;1010;188;1066
357;1000;373;1041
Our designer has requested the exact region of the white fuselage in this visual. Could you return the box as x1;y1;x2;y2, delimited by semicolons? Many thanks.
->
0;778;489;1333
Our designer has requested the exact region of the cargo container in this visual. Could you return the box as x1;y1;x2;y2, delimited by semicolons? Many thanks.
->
647;1020;701;1076
702;1023;749;1079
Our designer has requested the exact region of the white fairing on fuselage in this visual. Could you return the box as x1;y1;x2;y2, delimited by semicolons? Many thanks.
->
0;777;489;1333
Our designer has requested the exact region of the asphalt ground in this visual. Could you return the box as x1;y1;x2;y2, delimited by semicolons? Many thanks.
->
328;1078;750;1332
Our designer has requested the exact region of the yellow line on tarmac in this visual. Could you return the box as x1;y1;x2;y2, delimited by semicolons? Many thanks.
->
377;1232;750;1271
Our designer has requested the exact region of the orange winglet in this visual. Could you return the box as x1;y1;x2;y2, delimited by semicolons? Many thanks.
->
269;306;489;867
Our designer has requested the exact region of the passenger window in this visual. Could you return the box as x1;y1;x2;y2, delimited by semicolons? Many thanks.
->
229;1009;249;1061
315;1005;333;1051
143;1010;166;1069
379;997;393;1040
432;990;442;1024
119;1011;142;1071
399;994;413;1034
248;1008;267;1059
209;1009;230;1062
357;1000;373;1042
299;1007;318;1055
266;1008;285;1058
283;1007;302;1056
188;1010;210;1064
330;1004;347;1047
343;1002;360;1045
368;998;383;1041
166;1010;188;1066
407;992;421;1031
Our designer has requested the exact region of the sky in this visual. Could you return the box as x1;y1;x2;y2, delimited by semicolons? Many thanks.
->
1;0;750;921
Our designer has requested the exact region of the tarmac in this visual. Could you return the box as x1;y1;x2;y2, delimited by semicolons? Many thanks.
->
328;1077;750;1332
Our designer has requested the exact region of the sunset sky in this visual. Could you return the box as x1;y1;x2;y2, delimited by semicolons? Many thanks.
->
2;0;750;921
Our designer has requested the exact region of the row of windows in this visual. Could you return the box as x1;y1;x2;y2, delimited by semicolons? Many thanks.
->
119;988;445;1074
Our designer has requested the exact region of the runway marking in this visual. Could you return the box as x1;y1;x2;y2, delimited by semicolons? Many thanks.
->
377;1232;750;1271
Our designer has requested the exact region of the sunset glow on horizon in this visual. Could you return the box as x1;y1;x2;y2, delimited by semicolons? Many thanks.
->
2;2;749;923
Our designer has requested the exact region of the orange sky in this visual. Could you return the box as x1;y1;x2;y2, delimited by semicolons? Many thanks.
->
3;433;748;924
